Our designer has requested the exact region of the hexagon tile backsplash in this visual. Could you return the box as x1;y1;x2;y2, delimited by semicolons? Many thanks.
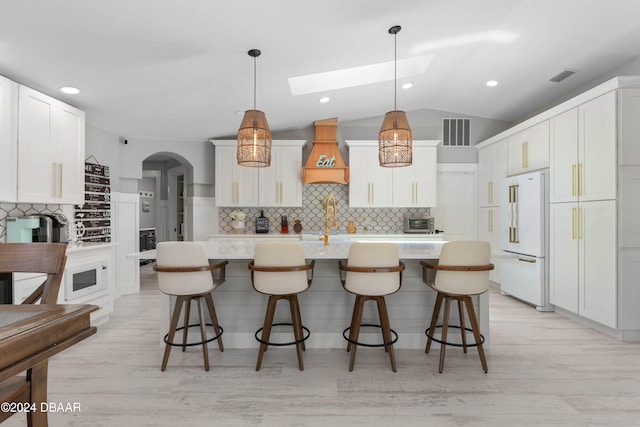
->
0;203;63;241
218;184;430;234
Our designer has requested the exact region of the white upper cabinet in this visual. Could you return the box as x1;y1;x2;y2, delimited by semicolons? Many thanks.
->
550;91;617;204
392;143;438;207
477;139;507;207
347;144;393;208
549;108;578;203
17;85;85;204
578;91;617;202
0;75;18;202
258;142;304;207
507;120;549;176
213;140;304;207
346;140;439;208
214;144;259;207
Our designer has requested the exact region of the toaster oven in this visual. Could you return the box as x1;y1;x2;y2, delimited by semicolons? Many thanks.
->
403;215;434;234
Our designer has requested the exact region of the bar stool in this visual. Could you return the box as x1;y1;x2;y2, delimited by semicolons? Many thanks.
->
338;242;404;372
249;241;315;371
154;242;228;371
420;240;494;373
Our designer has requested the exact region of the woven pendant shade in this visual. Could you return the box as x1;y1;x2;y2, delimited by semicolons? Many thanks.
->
378;110;412;167
237;49;271;167
378;25;412;167
238;109;272;167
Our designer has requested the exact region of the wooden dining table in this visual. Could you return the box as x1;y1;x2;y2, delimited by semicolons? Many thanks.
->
0;304;97;427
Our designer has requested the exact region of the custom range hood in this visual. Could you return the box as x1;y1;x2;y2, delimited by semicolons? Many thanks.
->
301;118;349;184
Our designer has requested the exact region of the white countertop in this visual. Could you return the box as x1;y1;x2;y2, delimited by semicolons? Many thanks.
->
65;242;116;253
128;239;445;260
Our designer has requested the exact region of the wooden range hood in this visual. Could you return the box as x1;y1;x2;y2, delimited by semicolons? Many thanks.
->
301;118;349;184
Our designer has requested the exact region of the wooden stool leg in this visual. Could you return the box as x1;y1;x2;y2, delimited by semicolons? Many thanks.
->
182;297;191;352
346;296;359;353
348;295;365;372
289;295;305;371
256;295;278;371
291;294;305;352
426;292;444;354
162;296;185;371
376;296;397;372
196;297;210;371
204;292;224;352
439;296;452;373
457;298;468;353
463;296;488;373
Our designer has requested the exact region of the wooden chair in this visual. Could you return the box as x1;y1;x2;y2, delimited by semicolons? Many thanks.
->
420;241;494;373
338;243;405;372
0;242;67;426
154;242;227;371
249;242;315;371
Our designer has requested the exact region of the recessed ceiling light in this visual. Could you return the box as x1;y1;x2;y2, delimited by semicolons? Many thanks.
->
319;97;330;103
402;82;413;89
235;110;245;116
486;80;498;87
60;86;80;95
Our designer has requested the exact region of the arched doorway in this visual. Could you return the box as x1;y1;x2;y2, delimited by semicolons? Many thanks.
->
141;152;194;243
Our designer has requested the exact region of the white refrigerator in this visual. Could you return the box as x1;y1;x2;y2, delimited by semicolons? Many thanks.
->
500;170;553;311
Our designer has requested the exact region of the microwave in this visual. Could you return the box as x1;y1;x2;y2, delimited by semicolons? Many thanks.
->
64;260;109;301
403;215;434;234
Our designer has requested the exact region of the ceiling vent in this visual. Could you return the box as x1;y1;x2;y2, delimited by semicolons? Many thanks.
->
549;69;576;83
442;118;470;147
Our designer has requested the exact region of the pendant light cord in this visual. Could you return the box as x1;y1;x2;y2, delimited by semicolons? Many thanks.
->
253;54;257;110
394;30;397;112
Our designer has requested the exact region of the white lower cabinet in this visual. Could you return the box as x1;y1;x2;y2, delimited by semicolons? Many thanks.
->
550;200;616;328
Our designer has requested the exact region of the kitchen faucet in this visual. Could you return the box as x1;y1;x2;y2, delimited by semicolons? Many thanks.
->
320;194;337;246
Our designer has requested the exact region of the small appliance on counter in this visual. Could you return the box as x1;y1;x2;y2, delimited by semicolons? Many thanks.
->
403;214;434;234
256;210;269;234
6;213;69;243
280;215;289;234
6;216;41;242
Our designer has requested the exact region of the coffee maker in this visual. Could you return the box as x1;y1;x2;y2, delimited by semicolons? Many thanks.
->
5;213;69;243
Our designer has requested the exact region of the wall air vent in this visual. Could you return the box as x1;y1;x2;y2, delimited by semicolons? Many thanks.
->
442;118;470;147
549;69;576;83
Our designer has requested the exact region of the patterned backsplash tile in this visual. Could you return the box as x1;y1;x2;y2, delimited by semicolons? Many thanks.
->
218;184;430;234
0;203;63;242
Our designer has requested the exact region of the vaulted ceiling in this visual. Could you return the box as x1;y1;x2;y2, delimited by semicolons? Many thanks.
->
1;0;639;142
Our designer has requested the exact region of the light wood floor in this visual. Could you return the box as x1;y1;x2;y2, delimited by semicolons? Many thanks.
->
6;265;640;426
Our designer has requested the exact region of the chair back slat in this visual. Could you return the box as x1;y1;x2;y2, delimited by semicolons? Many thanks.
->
0;243;67;304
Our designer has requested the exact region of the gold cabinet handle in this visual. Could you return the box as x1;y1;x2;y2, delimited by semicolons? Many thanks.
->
577;163;582;196
371;182;374;204
578;207;582;240
51;163;57;197
572;164;576;197
572;207;576;240
58;163;63;198
489;209;493;232
524;141;528;168
521;142;525;168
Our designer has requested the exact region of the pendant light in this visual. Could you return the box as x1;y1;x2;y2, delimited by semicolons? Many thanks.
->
238;49;272;167
378;25;412;167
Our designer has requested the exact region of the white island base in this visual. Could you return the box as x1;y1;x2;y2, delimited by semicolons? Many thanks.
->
144;238;490;350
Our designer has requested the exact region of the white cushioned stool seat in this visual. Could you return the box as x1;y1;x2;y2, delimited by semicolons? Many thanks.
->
421;240;493;373
249;242;315;371
339;243;404;372
154;242;227;371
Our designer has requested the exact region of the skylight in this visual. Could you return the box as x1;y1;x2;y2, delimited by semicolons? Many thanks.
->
288;54;434;96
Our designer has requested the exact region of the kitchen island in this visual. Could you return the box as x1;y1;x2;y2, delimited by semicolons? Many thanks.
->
131;235;490;350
